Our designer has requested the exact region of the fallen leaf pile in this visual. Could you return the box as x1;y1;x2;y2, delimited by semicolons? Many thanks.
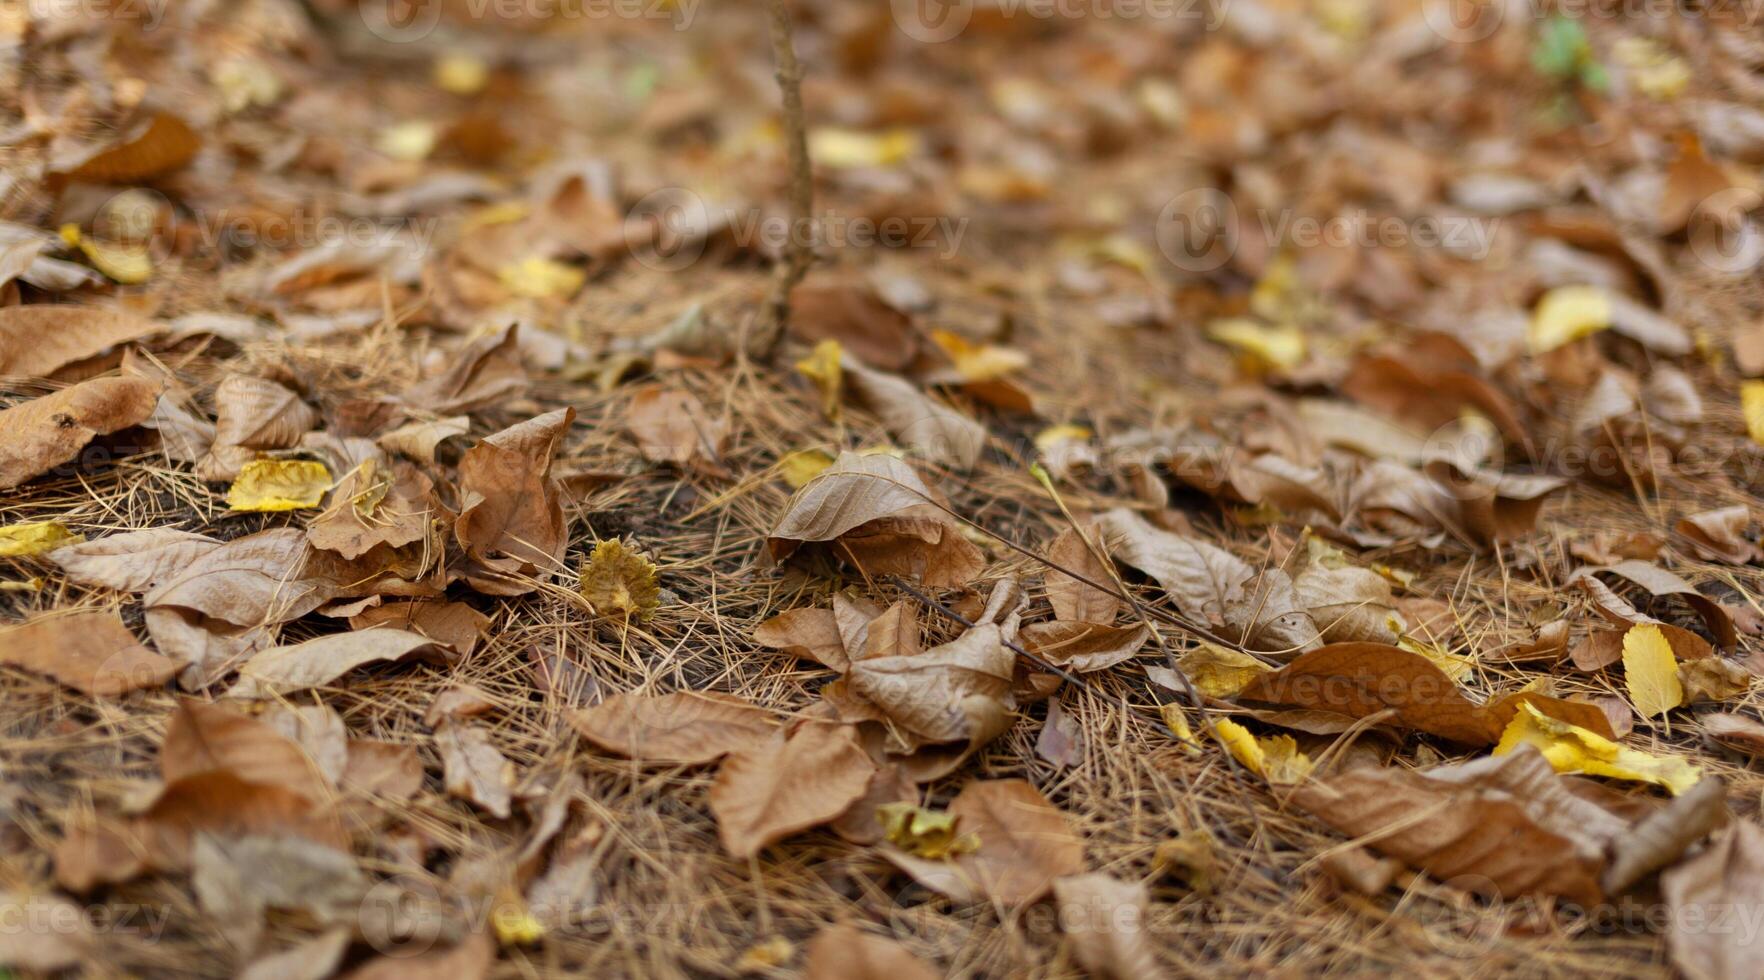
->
6;3;1764;978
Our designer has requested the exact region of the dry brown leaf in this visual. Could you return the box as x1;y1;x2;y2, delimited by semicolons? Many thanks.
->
378;415;470;463
1096;508;1250;628
436;720;514;819
1680;657;1755;704
0;376;158;489
404;325;528;413
0;607;178;695
308;459;434;560
1052;873;1160;980
1293;562;1401;645
1570;561;1736;648
831;512;986;588
754;607;849;672
884;779;1084;906
768;453;938;556
1603;776;1727;895
1661;820;1764;980
163;700;334;805
1703;713;1764;758
1237;642;1501;745
847;623;1014;750
1291;746;1621;905
788;283;919;371
49;527;222;592
197;375;320;481
626;384;727;468
339;933;495;980
262;703;350;785
0;891;90;970
0;305;161;377
802;923;939;980
455;408;575;593
192;833;367;953
238;928;352;980
424;685;498;726
1677;506;1757;565
60;112;199;182
708;722;876;859
570;691;778;764
224;628;454;698
1019;621;1150;672
842;359;986;471
352;601;490;656
1044;524;1120;624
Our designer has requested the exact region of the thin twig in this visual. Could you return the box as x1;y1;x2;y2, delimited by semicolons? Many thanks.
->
753;0;814;359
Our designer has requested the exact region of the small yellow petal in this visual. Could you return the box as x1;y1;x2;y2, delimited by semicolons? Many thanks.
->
376;120;438;161
497;256;585;299
434;51;490;95
1207;318;1307;373
793;340;842;419
808;127;920;169
1211;719;1312;784
930;329;1030;383
1530;285;1612;354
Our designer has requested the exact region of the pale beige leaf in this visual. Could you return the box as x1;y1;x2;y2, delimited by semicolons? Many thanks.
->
0;304;161;378
238;929;352;980
403;325;527;414
803;923;939;980
754;607;849;671
197;375;319;481
1662;821;1764;980
1019;621;1149;672
436;720;514;819
627;384;726;466
0;892;90;970
1096;508;1251;627
49;527;222;592
843;359;986;470
570;691;778;764
1052;873;1160;980
161;699;334;805
768;452;938;555
224;628;453;699
887;778;1084;906
262;703;350;785
1044;524;1120;624
708;722;876;858
144;528;330;627
847;623;1014;747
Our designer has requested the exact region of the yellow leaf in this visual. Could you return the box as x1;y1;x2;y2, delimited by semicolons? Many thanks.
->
1742;380;1764;446
0;521;83;557
376;120;438;161
490;889;544;946
498;257;585;299
1211;719;1313;784
463;200;531;231
1613;37;1689;100
78;237;152;284
1206;318;1307;373
793;339;842;419
434;50;489;95
878;802;978;860
777;448;834;489
1397;635;1474;682
212;56;283;112
1529;285;1612;354
1034;424;1092;451
225;459;331;512
1495;701;1702;795
1178;644;1271;698
1622;623;1684;717
579;539;660;621
734;936;794;971
808;127;920;169
930;329;1030;382
1159;704;1202;756
1090;233;1156;276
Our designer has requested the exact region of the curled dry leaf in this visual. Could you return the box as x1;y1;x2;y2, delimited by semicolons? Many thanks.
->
882;779;1084;906
578;539;660;621
352;601;489;656
708;722;876;859
842;358;986;471
1495;702;1702;795
1178;643;1272;698
1677;506;1757;564
754;607;848;671
144;529;330;627
570;691;778;765
1019;621;1149;672
1702;713;1764;757
1602;776;1728;895
1570;561;1736;648
802;923;939;980
224;628;454;699
455;408;574;593
1043;524;1121;624
846;623;1014;749
59;111;199;181
0;607;179;695
1211;719;1314;783
1095;508;1249;628
787;282;919;371
0;305;161;378
308;458;434;559
1679;657;1755;704
0;520;81;557
769;452;937;554
0;376;159;489
226;459;333;512
1237;642;1501;745
198;376;319;482
404;325;528;414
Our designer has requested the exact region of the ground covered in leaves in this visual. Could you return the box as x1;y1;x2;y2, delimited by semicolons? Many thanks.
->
7;1;1764;977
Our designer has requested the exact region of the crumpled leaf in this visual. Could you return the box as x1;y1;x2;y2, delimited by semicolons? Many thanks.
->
455;408;575;594
795;340;843;420
0;607;179;695
846;623;1014;750
1210;719;1313;784
1018;621;1149;672
1623;623;1684;718
1177;643;1272;698
755;607;849;672
198;375;319;482
1679;656;1755;704
0;376;159;489
0;520;82;557
570;691;778;765
1043;524;1120;624
223;628;454;699
307;458;434;559
708;722;876;859
1570;560;1736;648
769;452;937;552
192;833;366;953
1661;820;1764;980
1291;746;1622;904
1495;701;1702;795
1095;508;1249;628
842;358;987;471
881;779;1083;906
226;459;332;512
0;305;161;378
878;801;977;859
1677;506;1757;564
143;529;330;627
578;539;660;621
405;325;529;414
626;385;727;468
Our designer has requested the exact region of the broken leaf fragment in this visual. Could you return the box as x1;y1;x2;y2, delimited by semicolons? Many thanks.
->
225;459;332;512
878;802;977;859
578;539;660;621
777;448;834;488
1495;701;1701;795
1206;318;1306;373
498;256;584;299
1211;719;1313;784
1743;381;1764;447
1622;623;1683;718
0;521;82;557
795;340;843;420
1530;285;1611;354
